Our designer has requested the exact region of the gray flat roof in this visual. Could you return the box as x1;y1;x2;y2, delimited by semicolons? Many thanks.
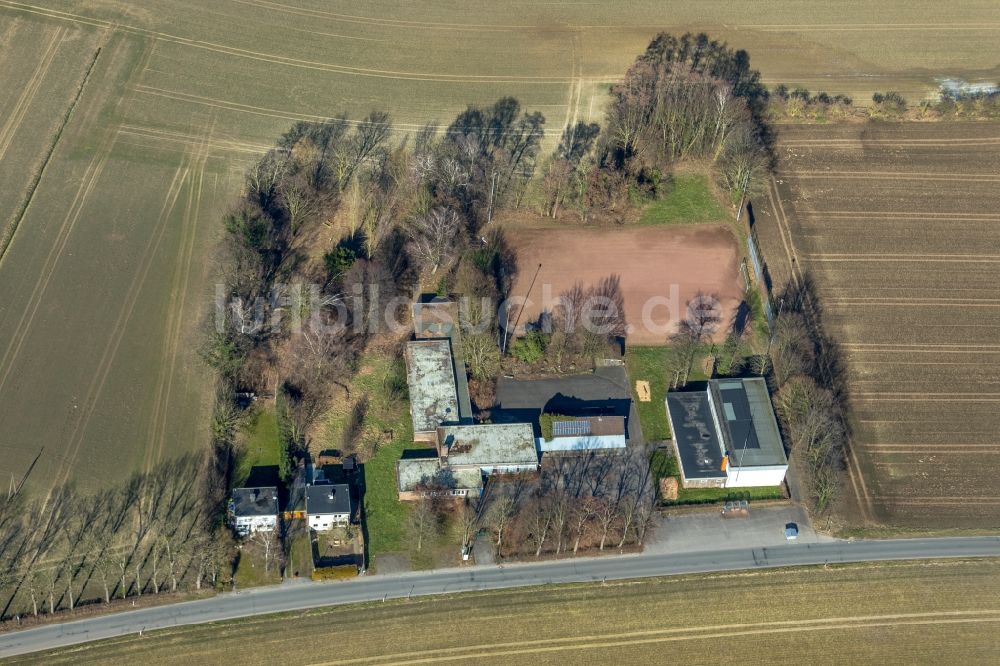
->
412;299;473;424
665;390;726;480
397;458;483;492
231;486;279;517
715;378;787;469
405;339;460;433
666;378;788;481
306;483;352;516
439;423;538;468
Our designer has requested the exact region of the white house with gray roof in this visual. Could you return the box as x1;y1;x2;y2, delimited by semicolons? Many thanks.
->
229;487;279;537
306;483;352;531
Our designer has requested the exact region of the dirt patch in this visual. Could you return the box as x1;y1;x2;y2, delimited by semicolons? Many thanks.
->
373;552;412;575
506;225;743;345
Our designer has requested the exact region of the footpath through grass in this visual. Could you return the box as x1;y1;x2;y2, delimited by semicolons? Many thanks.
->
33;559;1000;664
639;173;729;225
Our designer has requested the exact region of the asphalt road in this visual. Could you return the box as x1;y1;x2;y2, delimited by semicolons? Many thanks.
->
2;536;998;658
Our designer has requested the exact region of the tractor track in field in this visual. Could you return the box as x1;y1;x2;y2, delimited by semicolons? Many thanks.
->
0;36;99;263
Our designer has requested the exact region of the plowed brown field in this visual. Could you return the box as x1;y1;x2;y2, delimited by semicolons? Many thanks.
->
753;122;1000;529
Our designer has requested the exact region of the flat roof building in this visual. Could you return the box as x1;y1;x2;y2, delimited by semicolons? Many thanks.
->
666;378;788;489
396;458;484;501
405;339;462;440
437;423;539;474
537;416;628;453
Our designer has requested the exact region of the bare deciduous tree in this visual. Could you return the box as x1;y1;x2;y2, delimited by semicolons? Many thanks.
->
525;497;553;558
408;207;464;274
571;497;597;554
487;496;517;556
463;333;501;381
407;498;437;552
247;529;278;574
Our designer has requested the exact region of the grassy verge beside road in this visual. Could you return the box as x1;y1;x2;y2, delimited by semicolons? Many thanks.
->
27;559;1000;664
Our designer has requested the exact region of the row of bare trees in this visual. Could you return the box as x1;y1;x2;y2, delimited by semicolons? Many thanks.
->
769;281;850;513
539;32;773;223
485;447;657;559
0;455;234;621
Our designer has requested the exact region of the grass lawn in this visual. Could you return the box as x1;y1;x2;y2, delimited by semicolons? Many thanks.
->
321;350;413;569
233;546;281;589
625;347;672;441
287;524;314;579
639;173;730;225
674;485;785;504
234;406;281;484
35;559;1000;664
363;434;411;564
626;346;711;442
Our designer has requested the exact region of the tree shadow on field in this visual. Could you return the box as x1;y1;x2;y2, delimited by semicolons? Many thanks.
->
778;273;852;427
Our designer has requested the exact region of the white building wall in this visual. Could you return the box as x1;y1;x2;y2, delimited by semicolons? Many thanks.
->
537;434;627;453
309;513;350;531
479;464;538;475
725;465;787;488
235;514;277;535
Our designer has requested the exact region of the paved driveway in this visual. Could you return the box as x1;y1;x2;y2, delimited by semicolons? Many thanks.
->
645;505;834;554
495;368;644;445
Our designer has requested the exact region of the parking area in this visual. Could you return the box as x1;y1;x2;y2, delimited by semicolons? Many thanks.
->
495;367;644;446
645;505;835;554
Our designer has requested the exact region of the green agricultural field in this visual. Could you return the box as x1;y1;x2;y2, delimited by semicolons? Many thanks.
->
2;0;999;493
20;559;1000;664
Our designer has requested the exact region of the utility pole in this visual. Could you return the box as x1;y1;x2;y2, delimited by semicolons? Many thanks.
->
502;263;542;355
735;169;751;225
486;171;498;225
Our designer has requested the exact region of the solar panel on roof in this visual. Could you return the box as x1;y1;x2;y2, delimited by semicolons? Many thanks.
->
552;420;591;437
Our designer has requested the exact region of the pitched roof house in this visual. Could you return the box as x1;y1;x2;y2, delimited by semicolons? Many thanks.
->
306;483;352;531
230;486;279;536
